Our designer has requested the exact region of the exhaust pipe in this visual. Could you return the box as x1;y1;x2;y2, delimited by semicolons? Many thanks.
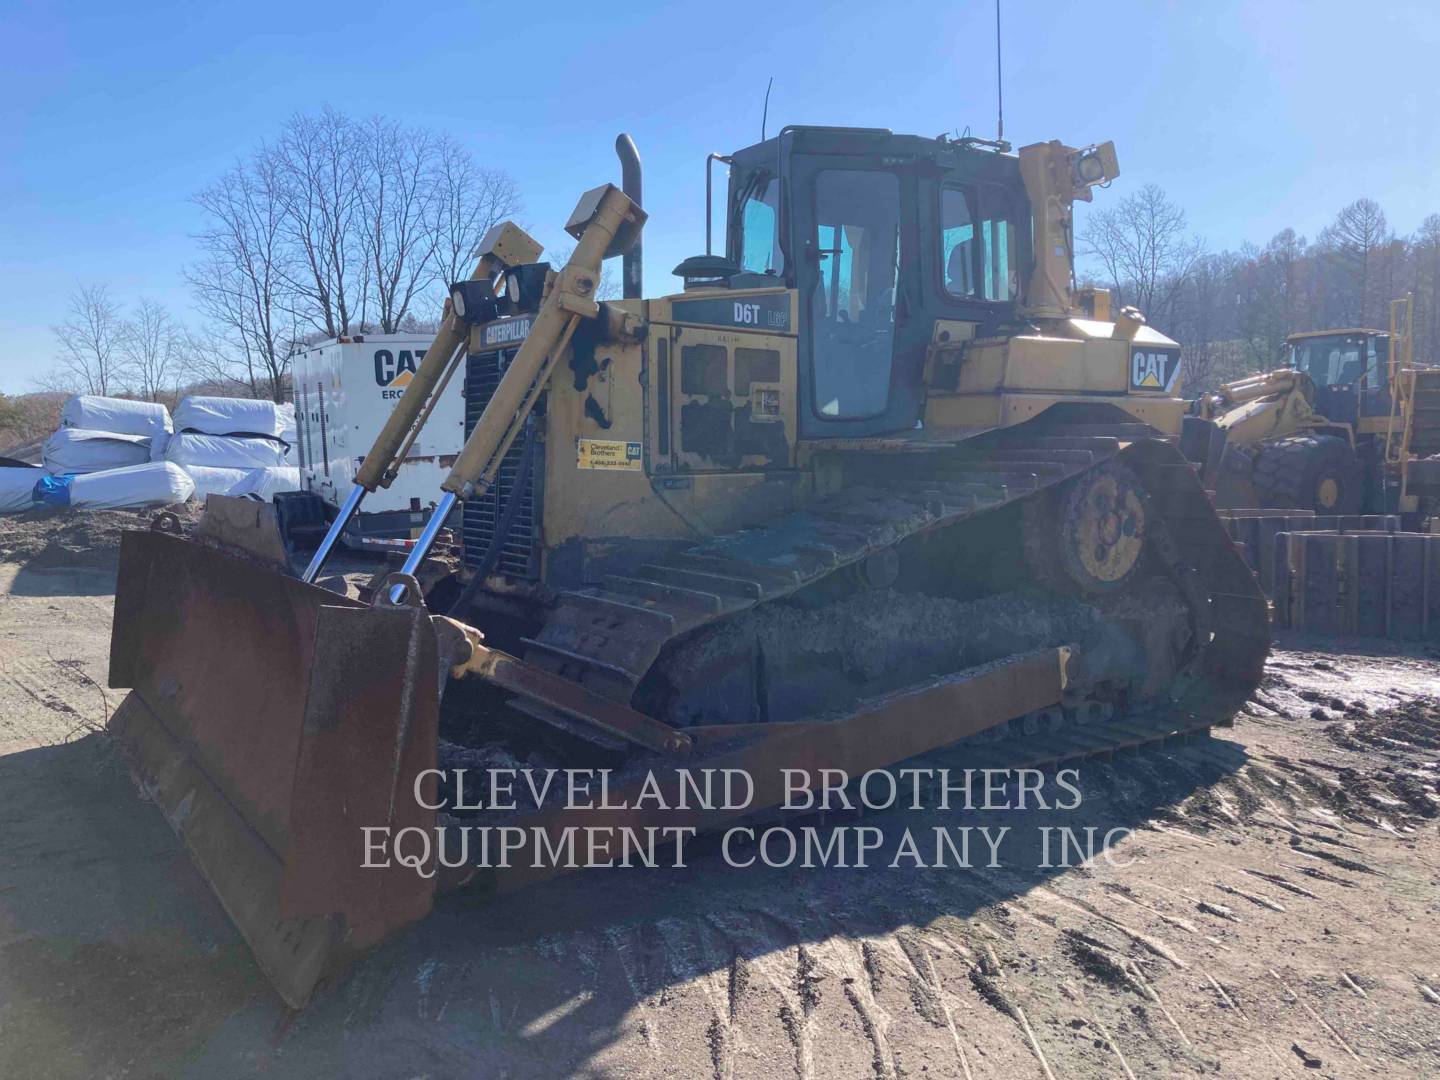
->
615;133;643;300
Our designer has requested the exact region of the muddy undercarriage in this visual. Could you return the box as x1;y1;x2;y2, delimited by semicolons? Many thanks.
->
437;431;1267;776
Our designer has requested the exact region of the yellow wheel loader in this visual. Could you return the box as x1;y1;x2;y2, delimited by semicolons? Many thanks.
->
1187;301;1440;517
107;128;1269;1006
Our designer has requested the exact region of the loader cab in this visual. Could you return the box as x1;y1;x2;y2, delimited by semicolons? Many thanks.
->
724;127;1032;439
1284;330;1391;426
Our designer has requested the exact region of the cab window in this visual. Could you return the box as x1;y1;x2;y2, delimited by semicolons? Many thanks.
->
1292;335;1365;387
980;206;1017;301
738;176;784;277
1363;335;1387;389
942;185;1018;302
940;186;976;297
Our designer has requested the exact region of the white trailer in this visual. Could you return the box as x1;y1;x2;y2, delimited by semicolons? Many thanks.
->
290;334;463;546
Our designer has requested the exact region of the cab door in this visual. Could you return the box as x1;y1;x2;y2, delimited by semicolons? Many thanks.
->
792;159;926;438
1359;334;1392;420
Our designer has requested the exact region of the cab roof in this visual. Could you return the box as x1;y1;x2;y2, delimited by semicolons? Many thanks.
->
1286;328;1385;342
727;126;1020;183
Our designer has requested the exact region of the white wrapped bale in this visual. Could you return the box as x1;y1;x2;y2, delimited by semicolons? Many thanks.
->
43;428;152;475
0;466;42;511
60;395;171;438
35;462;194;510
173;396;288;438
182;465;252;499
164;432;289;469
277;402;297;463
226;466;301;501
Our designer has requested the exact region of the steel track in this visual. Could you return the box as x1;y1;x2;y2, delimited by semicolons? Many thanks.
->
496;430;1269;757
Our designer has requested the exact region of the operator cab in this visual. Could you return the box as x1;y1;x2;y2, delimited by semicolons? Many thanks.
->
716;127;1033;438
1284;329;1391;424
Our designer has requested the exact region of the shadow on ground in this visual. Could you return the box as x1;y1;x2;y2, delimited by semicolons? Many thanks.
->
0;725;1248;1079
4;565;117;598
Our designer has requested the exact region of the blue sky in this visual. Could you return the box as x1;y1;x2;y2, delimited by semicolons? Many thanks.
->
2;0;1437;393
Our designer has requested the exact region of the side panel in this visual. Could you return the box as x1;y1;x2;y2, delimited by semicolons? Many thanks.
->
644;287;797;473
531;299;807;586
923;331;1185;437
665;324;796;473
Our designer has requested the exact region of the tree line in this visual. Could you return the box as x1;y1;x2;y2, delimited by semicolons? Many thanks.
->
48;107;522;403
1081;186;1438;392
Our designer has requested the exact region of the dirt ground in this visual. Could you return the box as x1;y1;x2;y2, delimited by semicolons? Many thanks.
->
1;511;1438;1079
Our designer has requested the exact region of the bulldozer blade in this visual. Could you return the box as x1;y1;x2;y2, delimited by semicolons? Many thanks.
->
108;529;438;1007
193;492;293;570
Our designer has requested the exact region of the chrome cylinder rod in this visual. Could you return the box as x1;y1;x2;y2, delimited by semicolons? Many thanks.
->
388;491;459;603
301;485;366;583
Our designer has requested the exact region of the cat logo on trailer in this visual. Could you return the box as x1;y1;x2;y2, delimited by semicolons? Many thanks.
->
1130;348;1181;393
374;348;428;398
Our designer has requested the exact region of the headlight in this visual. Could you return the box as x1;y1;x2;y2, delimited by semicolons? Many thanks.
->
1076;152;1106;184
447;280;499;325
498;262;552;313
1069;141;1119;194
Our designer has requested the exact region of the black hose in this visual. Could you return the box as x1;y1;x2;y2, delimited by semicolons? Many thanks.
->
447;421;539;616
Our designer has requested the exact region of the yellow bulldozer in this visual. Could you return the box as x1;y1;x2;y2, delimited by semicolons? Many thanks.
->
1186;300;1440;517
107;127;1269;1006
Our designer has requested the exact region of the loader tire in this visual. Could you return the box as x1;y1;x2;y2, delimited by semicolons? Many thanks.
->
1253;434;1362;514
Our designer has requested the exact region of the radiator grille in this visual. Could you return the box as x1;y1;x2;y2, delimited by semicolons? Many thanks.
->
462;349;543;579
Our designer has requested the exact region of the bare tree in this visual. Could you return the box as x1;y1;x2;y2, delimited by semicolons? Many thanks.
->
429;138;525;302
191;107;523;356
49;283;130;395
119;298;193;401
1411;215;1440;363
188;156;295;401
1170;251;1240;392
358;117;441;333
1234;229;1310;368
1318;198;1392;328
1080;183;1204;326
274;108;364;338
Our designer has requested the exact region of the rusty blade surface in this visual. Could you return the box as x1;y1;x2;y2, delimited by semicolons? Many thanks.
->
108;530;438;1007
109;690;345;1008
110;530;360;857
282;602;438;929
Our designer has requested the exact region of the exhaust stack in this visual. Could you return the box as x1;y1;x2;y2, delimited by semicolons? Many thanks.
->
615;133;643;299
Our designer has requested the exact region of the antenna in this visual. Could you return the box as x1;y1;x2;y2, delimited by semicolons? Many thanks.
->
995;0;1004;143
761;76;774;141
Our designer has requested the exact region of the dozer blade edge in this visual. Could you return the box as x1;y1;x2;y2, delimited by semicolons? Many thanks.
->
108;528;439;1008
